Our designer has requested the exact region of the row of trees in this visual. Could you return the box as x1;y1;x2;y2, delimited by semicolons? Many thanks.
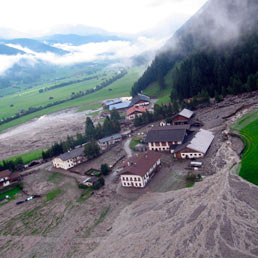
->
0;157;24;172
39;75;98;93
42;133;87;160
0;70;127;127
134;103;179;127
85;110;121;141
41;110;122;161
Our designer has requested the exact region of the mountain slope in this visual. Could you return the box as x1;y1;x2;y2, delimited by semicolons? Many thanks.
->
42;34;125;45
132;0;258;96
4;38;68;55
0;44;25;55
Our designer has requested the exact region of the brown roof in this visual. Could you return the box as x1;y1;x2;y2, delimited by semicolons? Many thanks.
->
9;172;21;181
0;169;12;179
120;151;162;177
126;106;147;116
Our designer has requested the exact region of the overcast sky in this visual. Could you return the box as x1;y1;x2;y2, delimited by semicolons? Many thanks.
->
0;0;207;37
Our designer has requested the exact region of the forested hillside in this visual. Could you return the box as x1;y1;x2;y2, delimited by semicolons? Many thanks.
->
172;33;258;100
131;0;258;98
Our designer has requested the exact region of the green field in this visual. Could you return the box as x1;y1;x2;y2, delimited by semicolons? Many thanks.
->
143;67;174;105
0;149;44;165
0;69;116;120
232;109;258;185
0;67;143;132
0;187;21;206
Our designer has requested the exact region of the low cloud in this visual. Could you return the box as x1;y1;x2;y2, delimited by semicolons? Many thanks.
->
0;36;166;75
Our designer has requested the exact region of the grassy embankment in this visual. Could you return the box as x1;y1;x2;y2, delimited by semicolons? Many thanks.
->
143;67;174;105
0;149;44;165
232;109;258;185
0;67;143;132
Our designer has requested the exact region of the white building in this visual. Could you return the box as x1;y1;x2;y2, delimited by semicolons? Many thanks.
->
174;129;214;159
145;125;190;152
52;147;85;170
120;151;162;188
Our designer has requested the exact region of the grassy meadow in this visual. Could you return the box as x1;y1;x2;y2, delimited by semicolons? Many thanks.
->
232;109;258;185
143;67;174;105
0;67;143;132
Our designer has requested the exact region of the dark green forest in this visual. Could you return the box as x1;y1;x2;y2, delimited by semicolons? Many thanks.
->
172;34;258;100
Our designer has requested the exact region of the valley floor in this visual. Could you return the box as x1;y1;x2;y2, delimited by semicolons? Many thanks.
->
0;91;258;257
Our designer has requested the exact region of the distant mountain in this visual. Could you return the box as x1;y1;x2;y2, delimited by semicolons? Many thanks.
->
41;34;125;46
4;38;68;55
132;0;258;96
0;44;25;55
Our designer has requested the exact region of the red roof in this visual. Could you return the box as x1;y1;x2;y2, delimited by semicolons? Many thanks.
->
126;106;147;116
120;151;162;177
0;169;12;179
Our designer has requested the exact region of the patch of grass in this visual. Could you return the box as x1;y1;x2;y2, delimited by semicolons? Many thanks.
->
233;109;258;185
143;66;175;103
0;186;21;206
77;187;93;203
186;181;195;188
129;137;142;149
0;149;44;165
47;173;64;183
45;188;62;202
84;207;110;238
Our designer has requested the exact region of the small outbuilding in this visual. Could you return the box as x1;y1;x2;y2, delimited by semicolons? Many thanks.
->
172;108;194;125
98;133;122;150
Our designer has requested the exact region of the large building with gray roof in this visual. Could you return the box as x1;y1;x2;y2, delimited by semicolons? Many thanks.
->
52;147;86;170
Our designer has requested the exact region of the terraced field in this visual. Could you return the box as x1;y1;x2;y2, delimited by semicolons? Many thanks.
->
232;109;258;185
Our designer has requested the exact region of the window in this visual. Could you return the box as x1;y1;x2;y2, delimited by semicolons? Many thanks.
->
135;183;138;186
139;183;142;187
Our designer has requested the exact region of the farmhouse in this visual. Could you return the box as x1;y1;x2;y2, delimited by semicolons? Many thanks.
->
126;106;148;120
172;108;194;125
52;147;85;170
120;151;162;188
174;129;214;159
103;98;122;109
98;133;122;150
0;170;21;188
109;102;131;112
129;94;150;108
145;125;190;152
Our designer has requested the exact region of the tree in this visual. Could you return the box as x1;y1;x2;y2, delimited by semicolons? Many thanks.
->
84;141;100;160
110;109;120;121
101;163;110;176
85;117;96;140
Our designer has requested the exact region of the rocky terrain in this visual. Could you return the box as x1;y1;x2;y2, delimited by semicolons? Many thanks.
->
89;93;258;258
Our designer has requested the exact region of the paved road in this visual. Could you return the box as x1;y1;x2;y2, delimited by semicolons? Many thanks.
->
123;138;132;158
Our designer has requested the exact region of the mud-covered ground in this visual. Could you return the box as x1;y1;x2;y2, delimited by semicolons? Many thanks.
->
1;91;258;258
0;108;102;160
